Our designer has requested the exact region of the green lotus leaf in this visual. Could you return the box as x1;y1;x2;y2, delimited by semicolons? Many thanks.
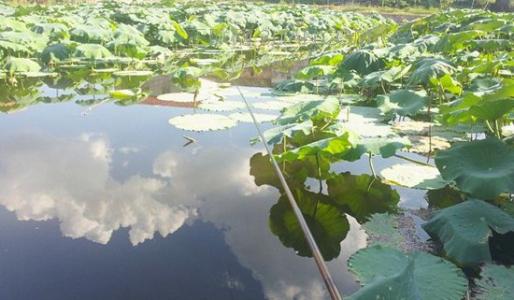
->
168;113;237;132
361;66;410;89
435;138;514;199
256;120;314;145
425;186;464;209
70;24;111;43
469;99;514;122
408;58;455;86
40;43;71;65
269;191;349;260
296;65;335;80
277;132;355;162
0;40;31;56
362;213;404;248
327;173;399;223
378;89;428;117
422;199;514;267
348;245;468;300
341;136;410;161
476;264;514;300
276;98;340;125
381;163;449;190
73;44;113;60
339;50;384;76
2;56;40;74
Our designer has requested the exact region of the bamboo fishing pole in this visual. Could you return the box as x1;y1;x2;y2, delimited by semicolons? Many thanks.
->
237;87;343;300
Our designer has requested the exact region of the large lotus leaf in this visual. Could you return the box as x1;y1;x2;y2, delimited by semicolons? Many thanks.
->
342;136;410;161
339;50;384;76
2;57;40;74
348;245;468;300
435;138;514;199
0;40;31;56
430;73;462;95
476;264;514;300
32;23;70;40
70;25;112;43
296;65;335;80
361;66;410;89
378;89;428;117
422;199;514;267
168;113;237;132
349;257;417;300
471;39;512;52
277;132;355;162
434;30;485;53
257;120;314;145
408;58;455;86
276;98;340;125
381;163;449;190
112;24;149;47
269;191;349;260
40;43;71;64
425;186;464;209
469;99;514;121
73;44;113;60
327;173;399;223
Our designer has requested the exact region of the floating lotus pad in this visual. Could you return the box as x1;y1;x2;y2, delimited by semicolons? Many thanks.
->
252;100;294;111
169;114;237;131
198;100;246;112
20;71;59;78
91;68;119;74
348;245;468;300
228;112;277;123
380;163;449;190
157;92;197;103
112;70;153;77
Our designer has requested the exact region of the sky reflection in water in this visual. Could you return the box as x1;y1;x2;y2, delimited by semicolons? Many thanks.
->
0;82;431;299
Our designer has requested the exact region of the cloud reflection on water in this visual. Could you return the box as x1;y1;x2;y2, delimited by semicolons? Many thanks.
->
0;133;194;245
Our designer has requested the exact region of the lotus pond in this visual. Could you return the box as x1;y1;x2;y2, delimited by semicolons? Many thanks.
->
1;1;514;299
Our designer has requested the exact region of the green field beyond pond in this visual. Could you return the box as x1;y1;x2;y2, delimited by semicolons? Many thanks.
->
1;0;514;299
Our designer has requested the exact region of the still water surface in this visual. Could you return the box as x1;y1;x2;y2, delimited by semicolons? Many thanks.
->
0;81;428;299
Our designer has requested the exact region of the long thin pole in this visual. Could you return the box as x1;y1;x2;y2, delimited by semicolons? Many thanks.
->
237;87;343;300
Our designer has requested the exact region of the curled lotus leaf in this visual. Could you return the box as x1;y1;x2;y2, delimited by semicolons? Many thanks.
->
423;199;514;267
435;137;514;199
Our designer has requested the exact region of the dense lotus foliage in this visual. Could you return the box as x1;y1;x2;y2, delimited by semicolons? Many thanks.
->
0;0;387;82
